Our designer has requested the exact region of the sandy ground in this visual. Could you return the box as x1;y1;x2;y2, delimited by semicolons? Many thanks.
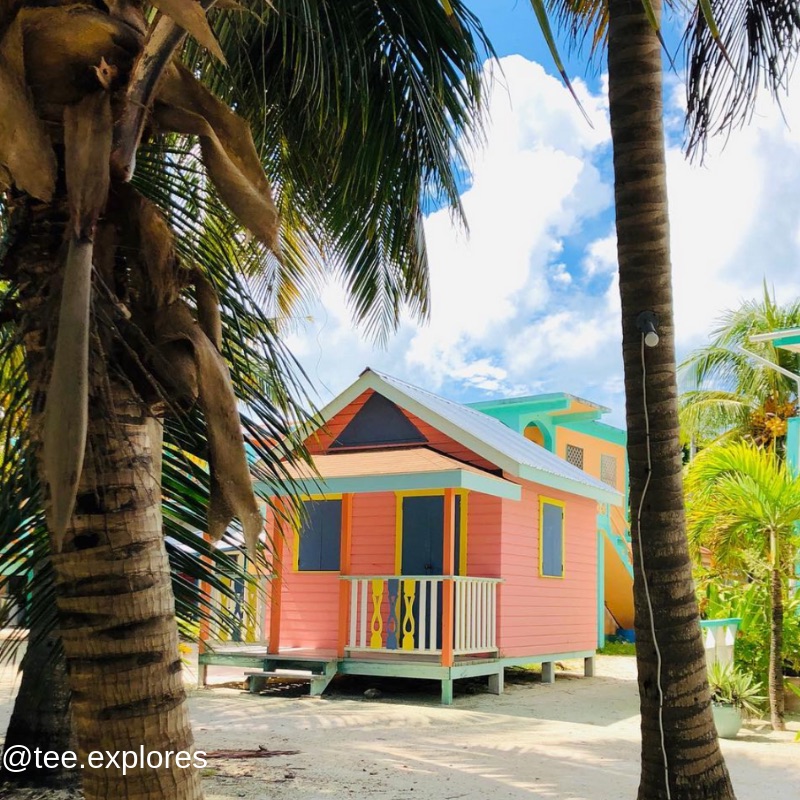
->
1;651;798;799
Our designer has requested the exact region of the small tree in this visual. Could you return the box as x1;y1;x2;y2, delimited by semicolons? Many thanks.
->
679;285;800;449
686;441;800;730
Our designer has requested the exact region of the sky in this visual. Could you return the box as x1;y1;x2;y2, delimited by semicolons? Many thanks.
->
282;2;800;428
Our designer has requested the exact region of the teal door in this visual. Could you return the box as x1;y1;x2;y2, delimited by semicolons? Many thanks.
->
400;495;462;649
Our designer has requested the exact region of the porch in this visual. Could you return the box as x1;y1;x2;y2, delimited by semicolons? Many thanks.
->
197;644;597;704
342;574;501;659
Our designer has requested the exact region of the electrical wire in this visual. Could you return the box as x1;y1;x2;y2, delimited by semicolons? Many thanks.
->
637;333;671;800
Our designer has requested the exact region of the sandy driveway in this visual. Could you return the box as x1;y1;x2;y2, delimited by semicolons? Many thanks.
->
2;655;798;799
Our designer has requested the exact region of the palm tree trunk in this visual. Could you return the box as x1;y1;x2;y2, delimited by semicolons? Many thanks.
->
606;1;736;797
1;628;76;789
768;558;785;730
10;202;203;800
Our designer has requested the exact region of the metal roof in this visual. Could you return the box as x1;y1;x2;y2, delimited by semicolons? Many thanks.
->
339;369;622;505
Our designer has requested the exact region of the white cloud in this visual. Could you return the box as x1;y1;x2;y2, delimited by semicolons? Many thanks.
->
582;233;617;277
284;55;800;428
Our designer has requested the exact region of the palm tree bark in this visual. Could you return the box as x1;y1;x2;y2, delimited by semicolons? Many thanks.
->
606;0;736;797
10;203;203;800
1;629;76;789
768;540;785;729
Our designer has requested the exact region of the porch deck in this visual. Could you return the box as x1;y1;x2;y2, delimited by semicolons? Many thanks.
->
197;643;596;704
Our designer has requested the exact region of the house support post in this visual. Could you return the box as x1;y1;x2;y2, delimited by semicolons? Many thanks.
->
584;656;595;677
488;669;504;695
441;677;454;705
337;494;354;658
440;488;456;704
268;496;285;655
541;661;555;684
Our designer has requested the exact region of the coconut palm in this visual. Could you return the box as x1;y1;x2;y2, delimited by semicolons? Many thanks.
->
534;0;800;795
686;441;800;730
0;3;489;799
679;286;800;449
0;258;295;788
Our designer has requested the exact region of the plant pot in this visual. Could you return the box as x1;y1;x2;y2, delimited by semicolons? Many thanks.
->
712;703;742;739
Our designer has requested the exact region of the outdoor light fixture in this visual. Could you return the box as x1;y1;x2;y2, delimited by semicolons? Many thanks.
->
636;311;659;348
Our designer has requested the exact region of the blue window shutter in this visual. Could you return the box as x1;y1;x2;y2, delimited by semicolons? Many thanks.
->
298;500;342;571
541;502;564;577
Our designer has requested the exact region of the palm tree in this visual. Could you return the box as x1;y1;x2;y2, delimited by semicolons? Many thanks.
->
604;3;735;795
0;3;489;799
0;266;287;789
535;0;800;793
679;286;800;449
685;441;800;730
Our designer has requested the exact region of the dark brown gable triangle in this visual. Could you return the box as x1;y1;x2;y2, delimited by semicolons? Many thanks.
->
331;392;427;448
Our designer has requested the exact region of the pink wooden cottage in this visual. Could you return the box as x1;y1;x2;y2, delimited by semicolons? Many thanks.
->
200;368;620;703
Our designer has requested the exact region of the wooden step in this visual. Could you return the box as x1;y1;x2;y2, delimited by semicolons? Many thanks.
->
244;666;337;697
245;669;322;680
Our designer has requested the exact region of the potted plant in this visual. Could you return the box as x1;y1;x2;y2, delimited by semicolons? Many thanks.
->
707;662;765;739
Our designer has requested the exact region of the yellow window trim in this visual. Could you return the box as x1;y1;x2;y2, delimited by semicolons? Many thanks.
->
293;494;344;573
394;489;468;576
538;495;566;580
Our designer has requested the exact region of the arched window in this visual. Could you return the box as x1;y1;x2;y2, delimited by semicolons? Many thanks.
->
524;423;546;447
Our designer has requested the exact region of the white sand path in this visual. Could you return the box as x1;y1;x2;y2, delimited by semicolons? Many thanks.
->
2;654;798;799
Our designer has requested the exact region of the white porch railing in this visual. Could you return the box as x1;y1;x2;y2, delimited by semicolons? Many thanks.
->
342;575;500;657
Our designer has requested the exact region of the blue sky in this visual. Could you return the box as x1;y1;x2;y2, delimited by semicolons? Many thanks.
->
283;2;800;428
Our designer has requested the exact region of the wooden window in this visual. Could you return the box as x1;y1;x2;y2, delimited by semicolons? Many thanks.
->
297;499;342;571
601;454;618;488
539;498;565;578
565;443;584;470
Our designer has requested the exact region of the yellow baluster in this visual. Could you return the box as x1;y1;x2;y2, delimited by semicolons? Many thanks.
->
401;579;416;650
370;579;385;649
219;577;231;642
245;579;257;643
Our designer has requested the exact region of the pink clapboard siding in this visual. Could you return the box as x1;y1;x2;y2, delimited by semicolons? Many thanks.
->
276;492;396;650
463;492;502;578
496;482;597;657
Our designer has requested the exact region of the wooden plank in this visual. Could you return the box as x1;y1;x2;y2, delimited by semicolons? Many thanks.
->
359;580;368;649
198;654;266;668
268;499;285;655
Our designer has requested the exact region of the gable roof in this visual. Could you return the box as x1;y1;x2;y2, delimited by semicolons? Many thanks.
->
309;368;622;505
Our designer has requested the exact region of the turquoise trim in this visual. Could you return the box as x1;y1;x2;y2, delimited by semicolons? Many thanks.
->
700;617;742;630
523;421;555;450
256;468;522;501
549;410;604;426
518;464;621;505
468;394;571;414
788;418;800;476
771;334;800;349
561;419;627;446
341;650;596;678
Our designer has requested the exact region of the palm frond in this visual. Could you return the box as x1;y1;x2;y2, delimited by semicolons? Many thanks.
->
679;287;800;444
181;0;492;341
685;441;800;578
685;0;800;159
